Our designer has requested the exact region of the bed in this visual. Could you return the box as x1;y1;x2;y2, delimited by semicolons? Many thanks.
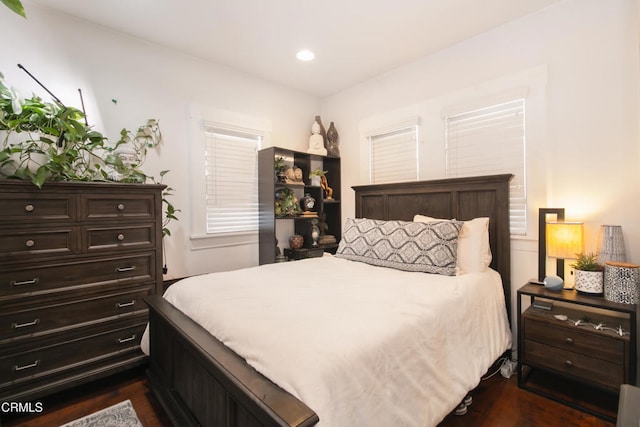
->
142;174;513;427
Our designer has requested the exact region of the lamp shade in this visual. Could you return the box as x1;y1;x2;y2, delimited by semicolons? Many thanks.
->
597;225;626;264
546;222;584;259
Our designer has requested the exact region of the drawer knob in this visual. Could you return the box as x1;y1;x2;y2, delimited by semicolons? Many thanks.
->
24;204;34;212
25;239;35;248
117;234;125;241
116;266;136;273
117;203;125;211
565;337;574;345
565;360;573;367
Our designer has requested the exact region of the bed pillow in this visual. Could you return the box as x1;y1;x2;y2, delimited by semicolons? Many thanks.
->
413;215;492;274
335;218;463;276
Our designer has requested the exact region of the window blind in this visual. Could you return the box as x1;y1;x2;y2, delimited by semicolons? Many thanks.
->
204;129;261;234
369;126;418;184
445;99;526;235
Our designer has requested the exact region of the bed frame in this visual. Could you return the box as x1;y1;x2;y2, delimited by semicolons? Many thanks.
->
144;173;513;427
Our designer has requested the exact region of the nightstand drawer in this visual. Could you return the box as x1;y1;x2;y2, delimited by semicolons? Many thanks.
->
524;315;624;362
524;339;623;391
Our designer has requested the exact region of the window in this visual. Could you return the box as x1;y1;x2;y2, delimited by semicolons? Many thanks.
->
368;125;419;184
204;126;261;235
445;99;526;235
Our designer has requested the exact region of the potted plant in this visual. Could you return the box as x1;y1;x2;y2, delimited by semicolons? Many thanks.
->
309;168;327;187
0;71;178;237
570;252;604;294
274;156;287;183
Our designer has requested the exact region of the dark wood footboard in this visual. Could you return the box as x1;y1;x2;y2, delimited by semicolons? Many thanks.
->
144;295;319;427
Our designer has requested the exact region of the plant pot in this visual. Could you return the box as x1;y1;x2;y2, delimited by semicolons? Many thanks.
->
574;270;604;294
0;130;49;176
310;175;321;186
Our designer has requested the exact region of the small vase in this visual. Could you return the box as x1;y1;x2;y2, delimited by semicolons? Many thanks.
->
300;193;315;212
289;234;304;249
326;122;340;158
311;225;320;247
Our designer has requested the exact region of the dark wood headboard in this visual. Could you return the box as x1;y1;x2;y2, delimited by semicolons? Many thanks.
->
352;174;513;318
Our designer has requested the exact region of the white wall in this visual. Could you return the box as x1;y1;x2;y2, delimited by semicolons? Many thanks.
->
321;0;640;334
0;4;320;279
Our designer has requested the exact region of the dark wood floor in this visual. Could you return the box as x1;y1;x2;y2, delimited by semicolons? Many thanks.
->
1;366;616;427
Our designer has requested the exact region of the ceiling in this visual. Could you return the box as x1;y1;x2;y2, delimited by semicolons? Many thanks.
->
28;0;563;98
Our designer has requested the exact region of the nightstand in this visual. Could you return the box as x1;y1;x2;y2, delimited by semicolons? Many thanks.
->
517;283;637;422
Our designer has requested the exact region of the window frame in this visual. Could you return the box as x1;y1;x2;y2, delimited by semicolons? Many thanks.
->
188;105;271;250
361;116;421;185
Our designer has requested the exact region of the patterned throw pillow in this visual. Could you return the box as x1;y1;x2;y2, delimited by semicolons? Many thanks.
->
335;218;463;275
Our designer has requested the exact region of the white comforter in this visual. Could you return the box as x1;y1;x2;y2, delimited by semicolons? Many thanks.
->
141;255;511;427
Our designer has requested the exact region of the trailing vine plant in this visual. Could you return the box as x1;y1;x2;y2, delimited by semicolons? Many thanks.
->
0;71;179;237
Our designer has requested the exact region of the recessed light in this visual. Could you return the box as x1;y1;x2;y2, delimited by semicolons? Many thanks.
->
296;49;315;61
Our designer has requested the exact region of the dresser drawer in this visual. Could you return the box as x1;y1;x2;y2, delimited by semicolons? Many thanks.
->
0;193;76;222
82;194;156;221
0;252;156;300
0;227;78;258
0;286;152;341
523;314;624;362
0;322;146;387
83;224;155;253
524;339;624;391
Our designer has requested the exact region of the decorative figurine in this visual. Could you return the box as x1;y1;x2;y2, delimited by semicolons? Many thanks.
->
308;119;327;155
321;175;333;199
311;219;320;247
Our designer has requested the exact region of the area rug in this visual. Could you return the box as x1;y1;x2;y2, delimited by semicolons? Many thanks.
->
59;399;143;427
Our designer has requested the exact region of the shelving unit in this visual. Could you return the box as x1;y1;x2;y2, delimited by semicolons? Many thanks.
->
258;146;341;265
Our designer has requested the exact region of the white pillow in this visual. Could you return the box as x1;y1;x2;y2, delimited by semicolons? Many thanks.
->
413;215;492;274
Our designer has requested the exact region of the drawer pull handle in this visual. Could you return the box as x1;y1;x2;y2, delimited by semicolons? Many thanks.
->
10;278;39;287
12;319;40;329
116;300;135;308
117;234;125;241
117;334;137;344
25;239;35;248
13;360;40;372
116;266;136;273
24;204;34;212
565;360;573;367
117;203;125;211
565;337;573;345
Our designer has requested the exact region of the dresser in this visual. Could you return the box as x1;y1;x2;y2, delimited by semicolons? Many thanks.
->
0;180;164;402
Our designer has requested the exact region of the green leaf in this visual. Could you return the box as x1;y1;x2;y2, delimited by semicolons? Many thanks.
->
33;166;48;188
2;0;26;18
